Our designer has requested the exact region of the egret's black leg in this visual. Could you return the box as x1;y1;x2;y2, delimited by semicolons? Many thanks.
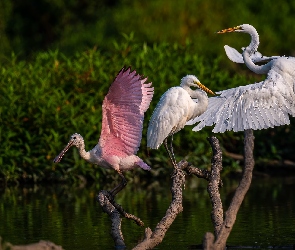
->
110;171;127;197
164;138;177;167
169;135;177;166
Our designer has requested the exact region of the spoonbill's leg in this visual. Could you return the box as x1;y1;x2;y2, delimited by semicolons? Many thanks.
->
110;170;127;197
164;138;177;167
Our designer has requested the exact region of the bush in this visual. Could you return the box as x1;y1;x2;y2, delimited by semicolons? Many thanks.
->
1;39;295;183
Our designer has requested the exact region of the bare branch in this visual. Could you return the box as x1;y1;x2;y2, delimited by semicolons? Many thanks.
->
96;130;254;250
206;136;223;236
96;190;126;247
133;161;186;250
185;163;211;181
204;129;255;249
182;137;224;236
97;189;144;247
112;201;144;227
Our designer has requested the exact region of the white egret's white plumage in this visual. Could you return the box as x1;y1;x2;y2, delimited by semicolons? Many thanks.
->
147;75;215;165
224;45;280;64
189;24;295;133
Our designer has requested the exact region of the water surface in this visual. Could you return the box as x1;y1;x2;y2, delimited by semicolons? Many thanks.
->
1;175;295;249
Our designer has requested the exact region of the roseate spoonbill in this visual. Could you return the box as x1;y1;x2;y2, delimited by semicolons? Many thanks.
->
147;75;215;166
188;24;295;133
54;67;154;196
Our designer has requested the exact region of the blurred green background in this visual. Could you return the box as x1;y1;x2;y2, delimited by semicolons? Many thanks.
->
1;0;295;184
1;0;295;59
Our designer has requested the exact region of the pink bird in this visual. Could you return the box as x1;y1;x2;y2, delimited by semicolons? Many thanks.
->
53;67;154;196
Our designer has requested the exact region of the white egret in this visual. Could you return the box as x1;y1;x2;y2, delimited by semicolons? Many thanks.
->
188;24;295;133
147;75;215;166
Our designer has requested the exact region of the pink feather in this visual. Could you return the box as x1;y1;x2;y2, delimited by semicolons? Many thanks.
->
53;67;154;196
99;67;154;159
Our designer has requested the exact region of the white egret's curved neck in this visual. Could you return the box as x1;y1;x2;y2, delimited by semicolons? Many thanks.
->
243;52;272;74
247;27;259;55
182;84;207;101
243;26;272;74
186;88;208;117
181;84;191;93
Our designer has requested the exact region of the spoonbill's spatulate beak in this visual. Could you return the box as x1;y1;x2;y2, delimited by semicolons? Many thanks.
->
53;139;74;163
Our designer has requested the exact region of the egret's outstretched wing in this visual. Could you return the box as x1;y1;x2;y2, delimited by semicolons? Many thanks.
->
190;70;295;133
99;67;154;157
224;45;280;64
147;87;190;149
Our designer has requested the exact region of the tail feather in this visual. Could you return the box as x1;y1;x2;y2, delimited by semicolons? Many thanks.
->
137;160;151;171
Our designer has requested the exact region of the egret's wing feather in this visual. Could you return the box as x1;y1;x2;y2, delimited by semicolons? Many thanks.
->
192;70;295;133
224;45;280;64
99;67;154;156
224;45;245;63
147;88;190;149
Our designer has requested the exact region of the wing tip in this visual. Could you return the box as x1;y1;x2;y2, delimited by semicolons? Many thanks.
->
117;65;132;75
117;66;151;84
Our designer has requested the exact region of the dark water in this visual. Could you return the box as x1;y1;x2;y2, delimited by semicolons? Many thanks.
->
1;175;295;249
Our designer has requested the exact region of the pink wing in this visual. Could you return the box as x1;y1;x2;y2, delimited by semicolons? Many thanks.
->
99;67;154;157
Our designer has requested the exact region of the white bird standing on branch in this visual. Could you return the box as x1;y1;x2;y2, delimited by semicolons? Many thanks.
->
188;24;295;133
53;67;154;196
147;75;215;166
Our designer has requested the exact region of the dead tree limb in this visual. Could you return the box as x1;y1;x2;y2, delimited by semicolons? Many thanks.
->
185;163;211;181
204;129;255;249
96;190;126;247
206;136;224;237
98;129;254;250
96;190;144;248
183;137;223;236
133;161;186;250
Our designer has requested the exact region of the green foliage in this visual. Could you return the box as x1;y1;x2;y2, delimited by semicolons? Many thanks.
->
1;49;109;182
1;39;295;183
1;0;295;62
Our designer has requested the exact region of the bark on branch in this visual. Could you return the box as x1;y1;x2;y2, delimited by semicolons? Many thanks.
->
203;129;255;249
206;136;224;236
132;161;186;250
96;190;144;248
183;137;223;236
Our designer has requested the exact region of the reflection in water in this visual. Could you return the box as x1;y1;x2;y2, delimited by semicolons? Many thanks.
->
0;176;295;249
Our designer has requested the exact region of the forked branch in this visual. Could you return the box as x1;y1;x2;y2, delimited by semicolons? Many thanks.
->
96;190;144;248
183;136;223;236
203;129;255;249
98;130;254;250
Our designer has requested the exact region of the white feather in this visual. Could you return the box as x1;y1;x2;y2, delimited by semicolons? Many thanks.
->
192;24;295;133
224;45;280;64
